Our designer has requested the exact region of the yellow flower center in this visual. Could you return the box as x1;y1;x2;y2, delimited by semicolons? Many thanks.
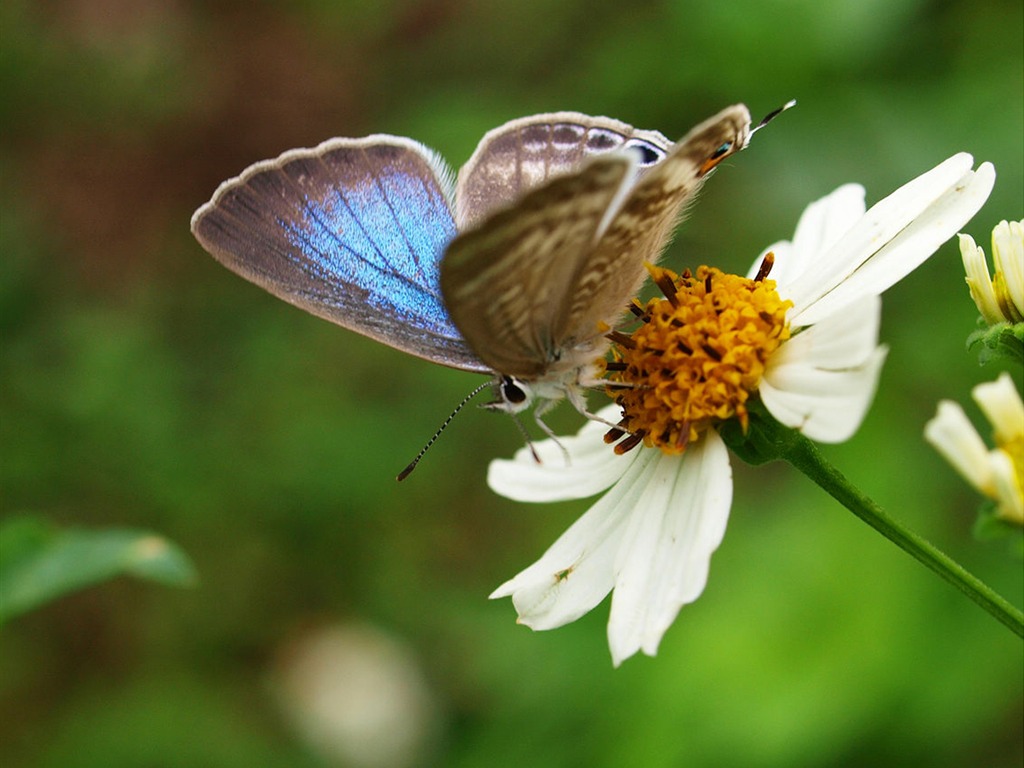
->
1004;434;1024;479
995;430;1024;524
607;262;792;454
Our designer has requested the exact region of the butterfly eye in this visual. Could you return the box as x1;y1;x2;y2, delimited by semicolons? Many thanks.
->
501;376;529;405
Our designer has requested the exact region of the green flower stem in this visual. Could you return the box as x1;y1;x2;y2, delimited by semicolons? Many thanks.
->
781;430;1023;638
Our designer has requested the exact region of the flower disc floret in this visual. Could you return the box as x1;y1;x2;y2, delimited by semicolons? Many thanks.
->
610;264;792;453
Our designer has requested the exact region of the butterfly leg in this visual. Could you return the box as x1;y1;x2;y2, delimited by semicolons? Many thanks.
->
563;381;626;431
531;398;571;466
506;412;543;464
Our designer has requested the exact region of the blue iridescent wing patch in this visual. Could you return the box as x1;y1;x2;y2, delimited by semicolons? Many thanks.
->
191;136;488;372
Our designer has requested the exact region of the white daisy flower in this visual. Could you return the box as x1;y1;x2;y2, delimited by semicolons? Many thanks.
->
489;153;996;666
925;372;1024;525
959;219;1024;325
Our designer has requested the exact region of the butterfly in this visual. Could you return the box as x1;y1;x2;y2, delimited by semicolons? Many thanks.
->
191;103;789;474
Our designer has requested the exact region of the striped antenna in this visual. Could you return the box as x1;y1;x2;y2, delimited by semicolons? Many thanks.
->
397;381;493;481
751;99;796;135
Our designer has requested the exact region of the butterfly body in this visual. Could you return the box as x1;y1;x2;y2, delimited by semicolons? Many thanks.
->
192;105;759;421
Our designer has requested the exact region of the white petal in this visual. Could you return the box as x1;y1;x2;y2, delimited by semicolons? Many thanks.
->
489;449;660;630
774;294;882;370
760;296;887;442
992;220;1024;319
761;185;868;285
606;432;733;666
748;186;866;284
989;449;1024;524
785;154;973;316
790;184;867;256
487;405;634;502
760;351;888;443
786;156;995;327
924;401;993;495
972;372;1024;447
959;233;1005;325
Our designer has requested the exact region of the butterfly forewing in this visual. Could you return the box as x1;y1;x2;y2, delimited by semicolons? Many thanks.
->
192;137;488;372
553;104;753;345
455;113;672;230
441;155;636;378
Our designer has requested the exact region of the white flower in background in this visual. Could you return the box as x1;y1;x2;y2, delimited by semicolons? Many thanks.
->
273;623;440;768
490;153;996;666
959;220;1024;325
925;372;1024;525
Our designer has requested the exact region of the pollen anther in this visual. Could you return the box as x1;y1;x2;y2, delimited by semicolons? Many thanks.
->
607;265;792;454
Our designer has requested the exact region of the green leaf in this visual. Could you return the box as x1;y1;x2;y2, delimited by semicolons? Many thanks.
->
0;515;198;625
972;502;1024;558
965;321;1024;365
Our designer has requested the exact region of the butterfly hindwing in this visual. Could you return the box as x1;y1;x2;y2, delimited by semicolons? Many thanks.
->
455;113;672;230
191;137;488;372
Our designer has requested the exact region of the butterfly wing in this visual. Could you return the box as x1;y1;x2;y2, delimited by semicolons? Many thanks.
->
441;154;638;379
455;112;672;230
553;104;753;346
191;136;489;372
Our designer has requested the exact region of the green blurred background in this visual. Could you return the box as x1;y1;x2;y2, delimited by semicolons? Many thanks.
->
2;0;1022;766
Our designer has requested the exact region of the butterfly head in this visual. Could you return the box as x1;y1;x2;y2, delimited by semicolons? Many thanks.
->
483;375;535;414
697;99;796;176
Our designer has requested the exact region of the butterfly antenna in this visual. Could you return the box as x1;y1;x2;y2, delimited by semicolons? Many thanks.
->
752;99;797;135
397;381;492;481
